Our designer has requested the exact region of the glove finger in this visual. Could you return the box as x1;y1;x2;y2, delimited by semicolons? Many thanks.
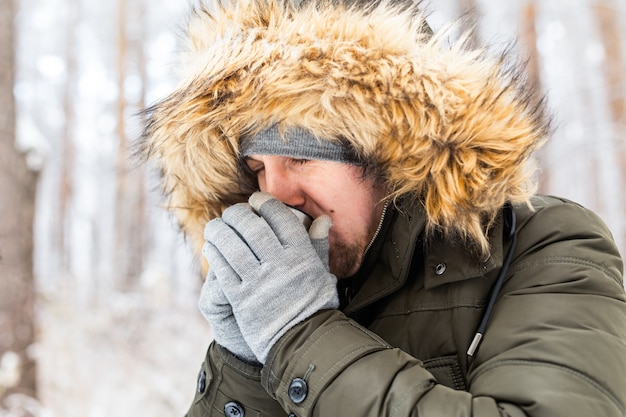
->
204;217;261;275
220;202;288;260
198;272;230;319
309;215;332;270
202;240;249;301
198;277;258;362
309;215;332;240
249;192;310;247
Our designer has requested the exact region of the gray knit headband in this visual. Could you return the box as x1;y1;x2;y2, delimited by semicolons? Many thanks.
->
240;125;357;163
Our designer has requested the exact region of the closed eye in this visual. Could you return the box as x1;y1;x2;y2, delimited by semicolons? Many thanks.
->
289;158;310;166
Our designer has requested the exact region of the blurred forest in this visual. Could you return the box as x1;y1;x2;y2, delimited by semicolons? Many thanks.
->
1;0;625;415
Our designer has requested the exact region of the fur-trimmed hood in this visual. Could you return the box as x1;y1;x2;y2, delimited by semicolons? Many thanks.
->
140;0;550;259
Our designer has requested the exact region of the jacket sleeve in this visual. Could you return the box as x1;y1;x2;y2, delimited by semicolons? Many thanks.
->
260;198;626;417
185;342;286;417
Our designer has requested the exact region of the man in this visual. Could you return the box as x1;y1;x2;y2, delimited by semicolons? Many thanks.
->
140;0;626;416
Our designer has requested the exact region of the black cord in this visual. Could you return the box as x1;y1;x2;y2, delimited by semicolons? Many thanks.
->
467;204;517;363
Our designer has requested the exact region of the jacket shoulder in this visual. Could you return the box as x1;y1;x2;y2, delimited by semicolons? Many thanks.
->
513;194;624;286
467;196;626;415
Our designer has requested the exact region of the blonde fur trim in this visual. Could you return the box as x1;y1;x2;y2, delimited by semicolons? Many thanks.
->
140;0;550;258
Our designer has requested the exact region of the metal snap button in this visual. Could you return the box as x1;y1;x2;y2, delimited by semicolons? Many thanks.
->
288;378;308;404
197;370;207;393
224;401;245;417
435;262;447;275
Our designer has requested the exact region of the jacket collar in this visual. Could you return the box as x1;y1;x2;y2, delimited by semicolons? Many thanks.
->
422;220;503;289
343;199;504;315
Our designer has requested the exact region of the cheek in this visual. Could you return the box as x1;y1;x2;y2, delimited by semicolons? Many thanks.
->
325;197;378;242
328;213;363;246
257;176;267;191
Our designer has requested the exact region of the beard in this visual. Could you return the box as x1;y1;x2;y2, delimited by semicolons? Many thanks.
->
329;238;367;279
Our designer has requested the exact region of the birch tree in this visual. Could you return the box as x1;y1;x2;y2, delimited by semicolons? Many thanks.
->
0;0;39;406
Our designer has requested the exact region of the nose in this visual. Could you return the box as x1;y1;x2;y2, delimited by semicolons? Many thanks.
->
259;162;305;208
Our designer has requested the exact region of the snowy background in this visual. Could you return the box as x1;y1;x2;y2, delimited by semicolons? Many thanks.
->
8;0;626;416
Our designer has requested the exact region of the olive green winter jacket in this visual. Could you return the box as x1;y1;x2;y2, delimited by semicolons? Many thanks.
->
136;1;626;415
185;195;626;417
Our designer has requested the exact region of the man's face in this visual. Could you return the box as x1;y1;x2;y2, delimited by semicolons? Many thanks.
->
245;155;387;278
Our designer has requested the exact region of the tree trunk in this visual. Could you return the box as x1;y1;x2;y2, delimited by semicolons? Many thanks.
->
592;0;626;251
58;2;79;276
115;0;147;289
0;0;39;406
519;0;549;193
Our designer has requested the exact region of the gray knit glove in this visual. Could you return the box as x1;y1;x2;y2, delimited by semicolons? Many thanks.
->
198;271;257;363
202;192;339;363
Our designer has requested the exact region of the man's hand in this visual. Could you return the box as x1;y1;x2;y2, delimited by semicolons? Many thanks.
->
202;192;339;363
198;270;258;363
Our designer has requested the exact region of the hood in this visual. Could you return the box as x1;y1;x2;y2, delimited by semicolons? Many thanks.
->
140;0;551;259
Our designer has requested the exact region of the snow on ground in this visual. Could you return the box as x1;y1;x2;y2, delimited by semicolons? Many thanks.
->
35;295;212;417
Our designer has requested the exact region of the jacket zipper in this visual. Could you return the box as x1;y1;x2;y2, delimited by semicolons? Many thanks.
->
363;200;389;257
341;201;389;308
